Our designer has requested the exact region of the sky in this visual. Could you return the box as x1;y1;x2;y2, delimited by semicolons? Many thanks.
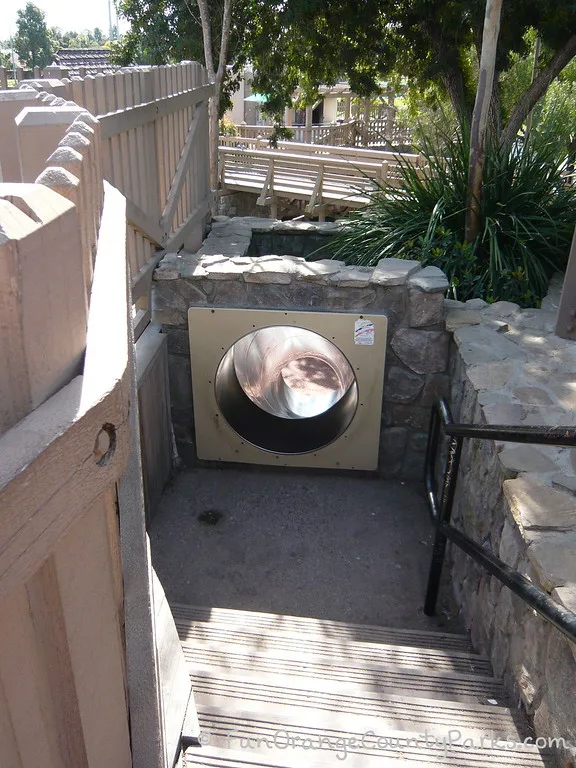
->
0;0;126;43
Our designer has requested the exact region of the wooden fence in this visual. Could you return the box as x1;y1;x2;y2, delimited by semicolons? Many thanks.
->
0;66;207;766
0;112;134;767
15;63;213;337
218;140;423;218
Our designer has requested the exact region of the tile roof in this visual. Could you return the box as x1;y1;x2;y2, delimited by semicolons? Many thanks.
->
54;48;112;75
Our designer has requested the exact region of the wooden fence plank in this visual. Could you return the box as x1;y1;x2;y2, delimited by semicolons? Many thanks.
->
55;494;132;768
555;226;576;339
26;556;89;767
0;671;21;768
136;325;172;521
0;586;62;767
161;103;204;233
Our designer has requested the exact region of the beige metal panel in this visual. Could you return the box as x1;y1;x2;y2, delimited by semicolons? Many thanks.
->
188;307;387;471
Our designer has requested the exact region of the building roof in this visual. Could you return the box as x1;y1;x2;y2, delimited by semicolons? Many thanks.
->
53;48;112;75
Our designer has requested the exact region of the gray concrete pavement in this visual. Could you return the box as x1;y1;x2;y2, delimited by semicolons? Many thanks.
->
150;468;460;631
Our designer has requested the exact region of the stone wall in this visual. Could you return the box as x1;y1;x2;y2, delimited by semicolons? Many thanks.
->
152;216;450;478
444;282;576;763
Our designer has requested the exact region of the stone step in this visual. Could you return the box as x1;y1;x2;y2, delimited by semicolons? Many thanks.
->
191;671;527;739
171;603;472;652
184;646;506;705
186;708;552;767
176;621;489;676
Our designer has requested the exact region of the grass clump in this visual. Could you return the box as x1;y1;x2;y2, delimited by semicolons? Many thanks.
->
332;118;576;306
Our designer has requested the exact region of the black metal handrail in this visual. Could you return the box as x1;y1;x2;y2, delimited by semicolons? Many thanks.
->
424;397;576;645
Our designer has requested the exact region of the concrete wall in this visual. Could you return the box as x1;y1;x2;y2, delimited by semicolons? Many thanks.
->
323;96;339;123
152;216;451;479
443;285;576;764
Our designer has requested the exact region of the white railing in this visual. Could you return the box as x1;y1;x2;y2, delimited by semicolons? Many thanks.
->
218;141;423;217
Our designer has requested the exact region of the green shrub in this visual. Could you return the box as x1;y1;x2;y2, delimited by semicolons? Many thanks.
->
332;118;576;306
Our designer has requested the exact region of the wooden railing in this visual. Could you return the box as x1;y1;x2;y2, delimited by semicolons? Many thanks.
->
233;120;358;146
218;141;423;217
231;117;411;148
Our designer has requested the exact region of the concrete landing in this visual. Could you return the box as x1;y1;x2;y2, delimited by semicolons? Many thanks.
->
150;468;460;631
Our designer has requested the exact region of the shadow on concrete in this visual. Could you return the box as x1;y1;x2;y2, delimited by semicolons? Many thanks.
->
150;468;461;632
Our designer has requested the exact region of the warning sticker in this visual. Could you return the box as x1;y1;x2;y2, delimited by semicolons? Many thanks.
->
354;318;375;345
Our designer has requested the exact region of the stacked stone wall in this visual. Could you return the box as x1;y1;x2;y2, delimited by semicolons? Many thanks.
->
152;216;450;478
444;283;576;763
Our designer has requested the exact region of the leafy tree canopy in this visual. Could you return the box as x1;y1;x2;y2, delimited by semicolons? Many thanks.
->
50;27;113;50
242;0;576;125
14;2;53;69
114;0;576;137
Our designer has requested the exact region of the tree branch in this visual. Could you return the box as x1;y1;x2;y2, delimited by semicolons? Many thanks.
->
501;34;576;147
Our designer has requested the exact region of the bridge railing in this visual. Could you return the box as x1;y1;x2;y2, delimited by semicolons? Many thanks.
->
219;136;422;166
233;120;358;146
218;142;424;218
230;118;412;148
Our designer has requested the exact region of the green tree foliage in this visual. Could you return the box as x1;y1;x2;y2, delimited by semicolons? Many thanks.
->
0;46;12;69
14;3;53;69
114;0;575;144
242;0;576;139
50;27;111;51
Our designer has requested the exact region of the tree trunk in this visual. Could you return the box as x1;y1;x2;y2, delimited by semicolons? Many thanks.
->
423;21;472;123
196;0;233;215
501;34;576;148
208;92;220;195
464;0;503;245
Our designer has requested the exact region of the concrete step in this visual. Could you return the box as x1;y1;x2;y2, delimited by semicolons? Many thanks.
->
186;708;552;766
171;603;472;653
191;671;528;739
183;645;506;705
176;621;490;676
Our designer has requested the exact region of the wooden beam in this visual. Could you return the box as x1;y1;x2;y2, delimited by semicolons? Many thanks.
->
126;199;164;247
131;250;167;304
256;158;275;206
133;308;151;343
164;195;211;252
305;163;324;214
555;226;576;339
99;84;213;140
160;104;206;234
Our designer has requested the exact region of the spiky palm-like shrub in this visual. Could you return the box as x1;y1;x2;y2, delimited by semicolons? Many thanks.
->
332;121;576;306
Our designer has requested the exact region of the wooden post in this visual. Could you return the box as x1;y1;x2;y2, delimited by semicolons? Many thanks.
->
0;91;40;182
344;94;351;121
555;226;576;339
0;66;7;89
305;105;313;143
15;105;85;181
0;185;87;433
